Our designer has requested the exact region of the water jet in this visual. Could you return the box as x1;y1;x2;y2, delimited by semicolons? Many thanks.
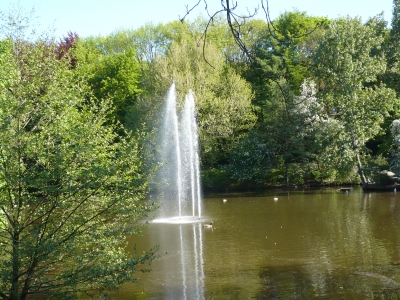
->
154;84;202;224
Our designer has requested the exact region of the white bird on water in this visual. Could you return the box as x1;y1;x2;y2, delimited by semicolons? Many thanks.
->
203;221;213;228
223;199;227;203
274;197;278;201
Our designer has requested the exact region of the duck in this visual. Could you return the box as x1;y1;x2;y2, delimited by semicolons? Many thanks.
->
203;221;213;228
223;199;227;203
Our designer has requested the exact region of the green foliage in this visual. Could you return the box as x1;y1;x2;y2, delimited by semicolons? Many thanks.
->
363;155;391;184
273;11;328;90
230;12;330;186
250;11;328;96
201;168;236;189
147;37;256;167
312;17;398;185
106;22;192;62
73;39;142;126
383;1;400;95
0;36;156;300
390;119;400;175
227;130;271;185
314;17;386;93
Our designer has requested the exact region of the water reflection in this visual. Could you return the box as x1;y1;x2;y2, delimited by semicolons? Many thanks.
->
178;223;204;300
115;188;400;299
130;222;206;300
257;264;400;299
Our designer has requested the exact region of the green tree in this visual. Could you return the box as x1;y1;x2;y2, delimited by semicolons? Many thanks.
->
272;11;328;91
0;34;156;300
230;12;328;186
150;38;256;167
313;17;397;186
73;39;142;127
384;0;400;95
104;20;194;64
390;119;400;175
228;79;329;186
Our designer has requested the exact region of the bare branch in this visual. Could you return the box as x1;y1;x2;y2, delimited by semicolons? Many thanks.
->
182;0;325;112
197;9;225;68
179;0;202;22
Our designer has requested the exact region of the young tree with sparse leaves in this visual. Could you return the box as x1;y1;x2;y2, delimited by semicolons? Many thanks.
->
0;13;157;300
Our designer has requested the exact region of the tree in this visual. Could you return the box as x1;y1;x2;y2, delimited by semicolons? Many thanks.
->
271;11;328;91
55;31;79;68
383;0;400;95
180;1;326;69
72;39;143;127
180;0;260;62
0;29;156;300
312;17;398;186
149;37;256;167
390;119;400;175
228;11;328;186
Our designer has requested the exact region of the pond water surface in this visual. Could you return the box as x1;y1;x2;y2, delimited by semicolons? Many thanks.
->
114;187;400;299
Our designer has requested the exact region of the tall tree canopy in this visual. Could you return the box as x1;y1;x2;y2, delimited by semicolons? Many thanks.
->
312;17;398;186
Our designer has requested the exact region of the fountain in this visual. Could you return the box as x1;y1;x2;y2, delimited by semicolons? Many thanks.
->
153;84;202;223
148;84;206;299
181;91;202;219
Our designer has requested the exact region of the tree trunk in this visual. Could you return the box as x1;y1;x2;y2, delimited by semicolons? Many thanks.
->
351;137;367;187
356;152;367;187
10;232;20;300
285;163;289;187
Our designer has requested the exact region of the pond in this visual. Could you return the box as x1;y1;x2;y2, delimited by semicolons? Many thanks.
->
113;187;400;299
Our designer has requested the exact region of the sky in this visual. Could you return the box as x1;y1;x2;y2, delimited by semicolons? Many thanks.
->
2;0;394;38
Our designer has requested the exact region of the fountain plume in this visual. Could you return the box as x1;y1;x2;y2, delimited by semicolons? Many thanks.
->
155;84;202;223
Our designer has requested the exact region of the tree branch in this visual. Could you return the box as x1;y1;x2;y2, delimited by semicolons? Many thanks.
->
179;0;202;22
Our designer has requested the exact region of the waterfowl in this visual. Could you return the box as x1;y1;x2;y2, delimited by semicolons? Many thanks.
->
274;197;278;201
203;222;213;228
223;199;227;202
